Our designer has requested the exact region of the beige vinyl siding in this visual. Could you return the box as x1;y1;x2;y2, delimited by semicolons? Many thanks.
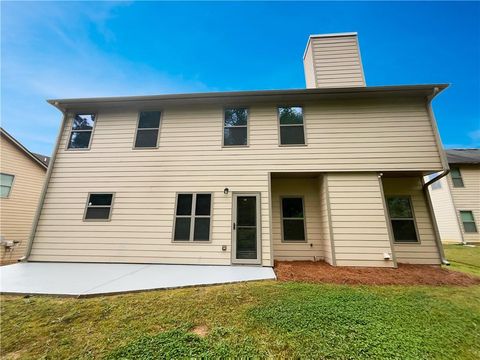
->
327;173;394;267
427;175;463;243
448;165;480;243
319;175;333;264
304;35;366;88
303;41;316;88
272;178;323;261
383;177;441;264
1;136;46;264
31;97;442;265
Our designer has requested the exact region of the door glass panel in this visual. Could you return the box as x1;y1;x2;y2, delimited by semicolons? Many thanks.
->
237;196;256;226
236;195;257;260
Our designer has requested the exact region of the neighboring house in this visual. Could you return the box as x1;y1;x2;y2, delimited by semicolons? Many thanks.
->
25;33;449;268
0;128;49;264
428;149;480;244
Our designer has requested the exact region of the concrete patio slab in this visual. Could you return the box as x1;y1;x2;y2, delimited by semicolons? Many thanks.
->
0;262;276;297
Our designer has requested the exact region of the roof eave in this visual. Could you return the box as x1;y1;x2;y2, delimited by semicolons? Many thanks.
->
48;84;449;111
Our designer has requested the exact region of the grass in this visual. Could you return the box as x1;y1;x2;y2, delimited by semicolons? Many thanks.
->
444;243;480;276
1;245;479;359
2;281;480;359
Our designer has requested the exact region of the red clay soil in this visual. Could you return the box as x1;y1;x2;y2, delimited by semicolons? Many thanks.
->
274;261;480;286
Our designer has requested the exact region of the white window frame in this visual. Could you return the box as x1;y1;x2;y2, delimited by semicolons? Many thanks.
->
133;110;162;149
222;107;249;147
280;196;307;243
172;192;213;242
0;173;15;198
66;113;97;151
83;192;115;222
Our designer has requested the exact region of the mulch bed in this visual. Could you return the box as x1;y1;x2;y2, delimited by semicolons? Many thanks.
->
274;261;480;286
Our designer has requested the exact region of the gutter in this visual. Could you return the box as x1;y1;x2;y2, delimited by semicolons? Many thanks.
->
21;104;67;261
423;86;450;265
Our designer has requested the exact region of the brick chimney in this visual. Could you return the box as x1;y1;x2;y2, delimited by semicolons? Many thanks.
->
303;32;366;88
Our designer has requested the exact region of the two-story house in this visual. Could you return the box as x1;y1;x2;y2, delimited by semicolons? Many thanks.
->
1;128;49;264
428;149;480;244
24;33;449;268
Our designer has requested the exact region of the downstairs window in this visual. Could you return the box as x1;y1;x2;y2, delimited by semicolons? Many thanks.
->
174;193;212;241
386;196;419;243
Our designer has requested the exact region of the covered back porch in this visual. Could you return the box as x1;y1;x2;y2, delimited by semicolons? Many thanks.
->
269;171;444;267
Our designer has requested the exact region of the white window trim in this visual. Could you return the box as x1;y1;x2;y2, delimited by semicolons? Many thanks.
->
66;113;97;151
451;167;464;188
172;192;213;243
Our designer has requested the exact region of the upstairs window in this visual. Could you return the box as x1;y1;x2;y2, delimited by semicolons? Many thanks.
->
0;173;15;198
386;196;419;243
68;114;95;149
281;197;306;242
278;106;305;145
134;111;161;148
84;193;114;221
224;108;248;146
451;167;464;187
460;211;477;233
174;193;212;241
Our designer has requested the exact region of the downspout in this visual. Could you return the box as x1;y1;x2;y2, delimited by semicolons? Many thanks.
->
21;103;67;261
423;86;450;265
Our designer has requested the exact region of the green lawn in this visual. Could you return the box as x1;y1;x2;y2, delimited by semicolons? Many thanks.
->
2;280;480;359
444;244;480;276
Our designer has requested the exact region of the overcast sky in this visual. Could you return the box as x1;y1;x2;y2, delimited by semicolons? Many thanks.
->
1;1;479;155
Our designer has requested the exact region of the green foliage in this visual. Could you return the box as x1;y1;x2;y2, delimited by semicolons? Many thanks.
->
249;283;480;359
105;327;262;360
444;244;480;276
1;258;480;360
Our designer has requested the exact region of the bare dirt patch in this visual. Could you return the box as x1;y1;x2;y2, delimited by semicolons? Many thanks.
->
274;261;480;286
191;325;208;337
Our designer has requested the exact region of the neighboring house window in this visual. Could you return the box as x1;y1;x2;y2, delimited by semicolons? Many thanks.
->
223;108;248;146
278;106;305;145
460;211;478;233
0;173;14;198
134;111;161;148
386;196;419;242
84;193;114;221
281;197;306;242
426;173;442;190
451;167;464;187
68;114;96;149
174;193;212;241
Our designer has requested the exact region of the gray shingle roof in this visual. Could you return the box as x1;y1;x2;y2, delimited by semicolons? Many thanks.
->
32;153;50;167
446;149;480;164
